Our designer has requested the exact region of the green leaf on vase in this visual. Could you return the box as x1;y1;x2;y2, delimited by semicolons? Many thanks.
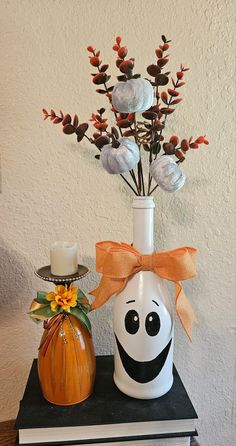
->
29;316;43;324
77;288;86;299
36;291;48;304
80;302;91;314
70;307;92;334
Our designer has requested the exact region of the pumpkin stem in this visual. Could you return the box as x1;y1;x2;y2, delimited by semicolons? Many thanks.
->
111;136;120;148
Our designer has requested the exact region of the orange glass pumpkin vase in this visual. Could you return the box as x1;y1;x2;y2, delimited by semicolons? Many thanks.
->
38;313;96;405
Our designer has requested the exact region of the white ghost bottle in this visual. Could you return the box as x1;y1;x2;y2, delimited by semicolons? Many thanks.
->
113;196;174;399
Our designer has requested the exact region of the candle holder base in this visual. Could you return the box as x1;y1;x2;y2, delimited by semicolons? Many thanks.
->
35;264;89;285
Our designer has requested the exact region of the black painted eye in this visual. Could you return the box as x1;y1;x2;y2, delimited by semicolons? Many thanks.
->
125;310;139;334
145;312;160;336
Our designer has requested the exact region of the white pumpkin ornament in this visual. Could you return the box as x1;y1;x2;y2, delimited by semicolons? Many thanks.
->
112;78;154;113
150;155;186;192
101;137;140;175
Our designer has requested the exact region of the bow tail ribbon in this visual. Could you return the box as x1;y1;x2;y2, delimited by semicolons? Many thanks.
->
29;299;64;355
175;282;198;340
39;314;64;356
90;276;129;309
91;278;197;341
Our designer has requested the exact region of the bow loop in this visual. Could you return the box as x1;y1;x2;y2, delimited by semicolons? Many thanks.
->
90;241;197;340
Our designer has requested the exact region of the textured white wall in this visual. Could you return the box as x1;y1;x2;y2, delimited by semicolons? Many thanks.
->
0;0;235;444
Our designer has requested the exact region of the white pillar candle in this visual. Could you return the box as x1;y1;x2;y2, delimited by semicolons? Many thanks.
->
50;241;78;276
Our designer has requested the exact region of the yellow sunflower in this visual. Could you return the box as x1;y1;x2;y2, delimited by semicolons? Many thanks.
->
46;285;77;312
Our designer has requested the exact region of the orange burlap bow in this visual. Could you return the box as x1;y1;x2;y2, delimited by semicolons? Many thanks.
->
90;241;198;340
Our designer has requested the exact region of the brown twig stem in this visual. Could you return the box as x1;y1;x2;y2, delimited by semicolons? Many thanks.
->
133;116;145;195
120;173;138;195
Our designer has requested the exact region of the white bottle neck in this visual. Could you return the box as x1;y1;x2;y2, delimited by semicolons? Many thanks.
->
132;197;155;254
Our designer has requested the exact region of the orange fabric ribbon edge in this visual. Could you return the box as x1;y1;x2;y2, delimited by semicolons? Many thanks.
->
90;241;198;340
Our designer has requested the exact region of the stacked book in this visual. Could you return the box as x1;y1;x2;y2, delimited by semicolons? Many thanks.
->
15;355;198;446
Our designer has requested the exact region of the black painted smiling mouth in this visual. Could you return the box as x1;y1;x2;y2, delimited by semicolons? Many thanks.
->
115;335;172;383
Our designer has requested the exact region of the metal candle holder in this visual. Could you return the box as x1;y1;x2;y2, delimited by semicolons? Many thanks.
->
35;264;89;286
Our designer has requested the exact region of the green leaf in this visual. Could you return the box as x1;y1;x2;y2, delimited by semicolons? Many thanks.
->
77;302;90;314
36;291;48;304
70;307;91;334
76;289;91;313
30;316;42;324
29;304;55;319
77;289;87;299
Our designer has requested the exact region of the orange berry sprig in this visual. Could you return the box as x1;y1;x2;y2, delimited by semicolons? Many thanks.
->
146;61;201;196
90;108;111;149
163;135;209;162
87;44;120;132
147;35;171;102
115;112;135;131
87;44;134;136
87;45;113;96
42;107;139;197
90;110;108;133
144;34;172;193
160;65;189;117
42;35;208;197
112;36;139;81
88;38;145;195
148;65;189;172
87;45;120;131
42;108;115;152
42;109;91;143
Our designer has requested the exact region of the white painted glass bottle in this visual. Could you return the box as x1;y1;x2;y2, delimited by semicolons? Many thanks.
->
113;196;174;399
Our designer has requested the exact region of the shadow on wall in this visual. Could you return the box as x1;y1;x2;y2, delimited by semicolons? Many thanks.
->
0;238;39;422
74;253;114;355
0;237;33;323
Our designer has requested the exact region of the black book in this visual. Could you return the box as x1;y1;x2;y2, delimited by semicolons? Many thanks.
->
16;355;197;445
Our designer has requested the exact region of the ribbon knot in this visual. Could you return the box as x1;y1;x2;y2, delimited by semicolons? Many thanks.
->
140;254;154;270
90;241;198;340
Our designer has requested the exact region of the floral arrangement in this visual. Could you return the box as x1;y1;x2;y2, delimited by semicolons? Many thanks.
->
42;35;208;196
29;285;91;332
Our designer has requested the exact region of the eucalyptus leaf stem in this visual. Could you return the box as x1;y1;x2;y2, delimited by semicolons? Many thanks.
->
148;76;181;193
84;133;94;144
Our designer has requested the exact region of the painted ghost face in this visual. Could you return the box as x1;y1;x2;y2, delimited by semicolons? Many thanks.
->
113;271;174;398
